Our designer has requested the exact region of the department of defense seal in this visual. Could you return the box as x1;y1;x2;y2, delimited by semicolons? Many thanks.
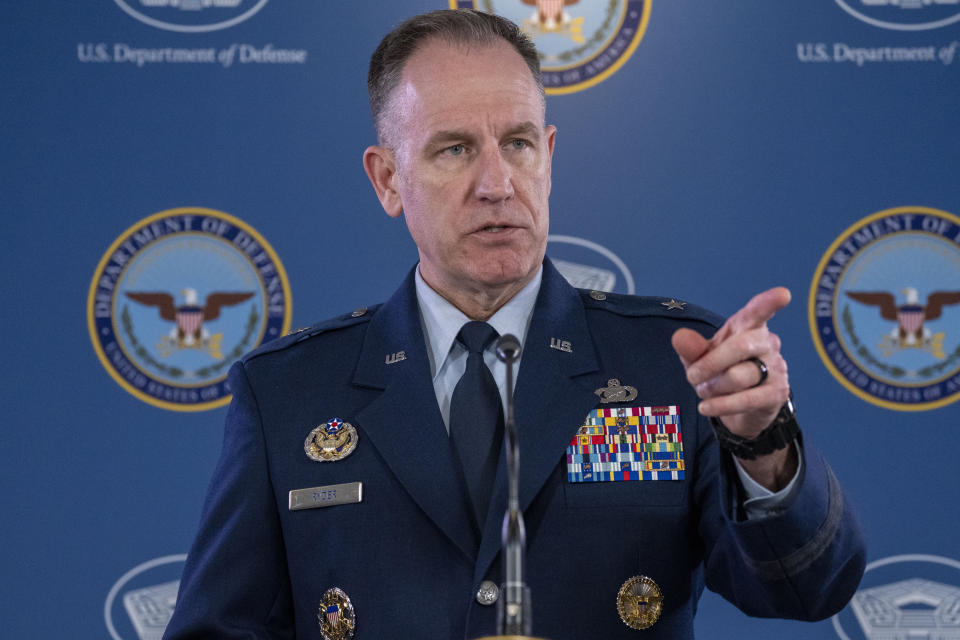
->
87;207;291;412
809;206;960;411
451;1;651;94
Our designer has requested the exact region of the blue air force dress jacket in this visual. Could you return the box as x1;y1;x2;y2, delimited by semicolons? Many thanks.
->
163;259;866;639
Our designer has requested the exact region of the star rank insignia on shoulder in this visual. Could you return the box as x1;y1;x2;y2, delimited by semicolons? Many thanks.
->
661;298;686;310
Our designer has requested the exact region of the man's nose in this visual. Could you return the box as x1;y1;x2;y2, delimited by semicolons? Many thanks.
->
473;147;514;202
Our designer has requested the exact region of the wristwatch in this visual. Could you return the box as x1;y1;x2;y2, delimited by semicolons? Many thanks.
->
710;393;799;461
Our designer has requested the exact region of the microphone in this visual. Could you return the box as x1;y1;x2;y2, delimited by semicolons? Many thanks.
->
494;334;532;637
496;334;521;363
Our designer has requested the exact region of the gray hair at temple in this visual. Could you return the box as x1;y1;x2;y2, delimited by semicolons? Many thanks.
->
367;9;545;146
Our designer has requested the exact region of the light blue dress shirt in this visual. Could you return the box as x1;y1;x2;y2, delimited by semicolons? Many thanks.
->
413;265;800;518
415;265;541;431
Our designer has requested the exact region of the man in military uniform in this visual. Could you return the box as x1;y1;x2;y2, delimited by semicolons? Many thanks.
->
164;10;864;639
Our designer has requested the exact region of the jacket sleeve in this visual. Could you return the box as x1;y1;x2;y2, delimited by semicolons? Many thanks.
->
163;361;295;639
694;414;867;621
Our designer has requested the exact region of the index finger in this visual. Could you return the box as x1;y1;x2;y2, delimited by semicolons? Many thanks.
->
722;286;792;335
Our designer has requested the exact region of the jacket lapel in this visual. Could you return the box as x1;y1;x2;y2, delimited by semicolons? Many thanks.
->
474;259;601;584
353;270;479;562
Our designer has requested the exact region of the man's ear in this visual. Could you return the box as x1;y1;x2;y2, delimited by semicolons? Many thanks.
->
363;145;403;218
544;124;557;196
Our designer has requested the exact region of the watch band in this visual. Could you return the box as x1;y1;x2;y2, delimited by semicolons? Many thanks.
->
710;394;799;460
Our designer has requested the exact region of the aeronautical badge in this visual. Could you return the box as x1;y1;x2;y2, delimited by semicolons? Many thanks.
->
617;575;663;630
318;587;355;640
594;379;638;403
305;418;358;462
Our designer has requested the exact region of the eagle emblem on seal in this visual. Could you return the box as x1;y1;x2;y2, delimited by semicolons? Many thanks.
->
124;287;254;359
846;287;960;358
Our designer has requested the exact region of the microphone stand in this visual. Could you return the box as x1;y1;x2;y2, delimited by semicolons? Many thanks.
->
475;335;547;640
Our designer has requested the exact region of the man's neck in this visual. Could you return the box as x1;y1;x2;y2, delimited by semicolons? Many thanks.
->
418;271;537;321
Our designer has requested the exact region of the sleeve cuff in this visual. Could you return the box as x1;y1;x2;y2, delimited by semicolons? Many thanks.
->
734;442;804;520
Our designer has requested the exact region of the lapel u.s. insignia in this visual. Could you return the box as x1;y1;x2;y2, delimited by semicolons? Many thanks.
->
318;587;356;640
617;575;663;630
305;418;358;462
595;378;638;403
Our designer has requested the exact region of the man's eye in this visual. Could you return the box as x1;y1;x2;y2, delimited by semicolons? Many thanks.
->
445;144;465;156
510;139;528;150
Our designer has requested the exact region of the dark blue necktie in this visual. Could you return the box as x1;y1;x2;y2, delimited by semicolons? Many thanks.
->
449;321;504;530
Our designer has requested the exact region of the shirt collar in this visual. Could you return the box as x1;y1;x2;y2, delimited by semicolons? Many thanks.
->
414;265;543;378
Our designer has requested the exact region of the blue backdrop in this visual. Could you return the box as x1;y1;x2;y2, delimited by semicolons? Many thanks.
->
2;1;959;638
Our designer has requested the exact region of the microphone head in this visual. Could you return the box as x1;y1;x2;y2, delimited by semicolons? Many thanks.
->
496;334;522;363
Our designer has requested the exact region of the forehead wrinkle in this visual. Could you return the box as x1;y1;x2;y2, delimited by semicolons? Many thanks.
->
505;121;542;140
426;129;475;146
379;40;545;149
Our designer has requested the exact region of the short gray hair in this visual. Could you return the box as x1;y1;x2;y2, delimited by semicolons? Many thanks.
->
368;9;544;145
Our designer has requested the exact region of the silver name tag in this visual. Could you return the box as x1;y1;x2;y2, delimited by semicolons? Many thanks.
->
288;482;363;511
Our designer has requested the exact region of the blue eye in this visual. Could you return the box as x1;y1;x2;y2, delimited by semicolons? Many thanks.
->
446;144;465;156
510;139;528;150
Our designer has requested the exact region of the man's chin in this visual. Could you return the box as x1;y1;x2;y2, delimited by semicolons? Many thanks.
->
468;261;539;292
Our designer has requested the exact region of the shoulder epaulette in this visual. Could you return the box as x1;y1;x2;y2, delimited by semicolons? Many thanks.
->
241;303;381;363
578;289;724;327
